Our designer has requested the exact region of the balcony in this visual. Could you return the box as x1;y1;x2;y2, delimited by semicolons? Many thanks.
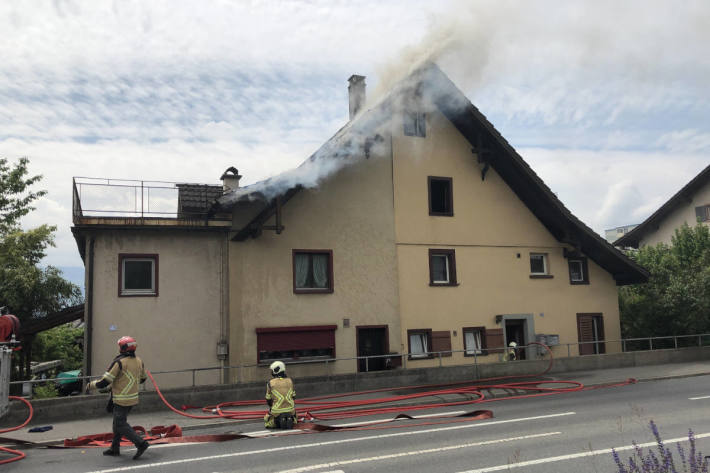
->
72;177;232;228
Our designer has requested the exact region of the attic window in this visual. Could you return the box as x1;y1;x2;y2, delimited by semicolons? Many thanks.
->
696;205;710;222
404;111;426;137
428;176;453;216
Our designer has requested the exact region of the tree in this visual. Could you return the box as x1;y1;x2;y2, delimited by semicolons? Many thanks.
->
619;223;710;339
0;157;82;379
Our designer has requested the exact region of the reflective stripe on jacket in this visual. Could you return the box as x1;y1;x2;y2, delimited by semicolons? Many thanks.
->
98;355;146;406
265;377;296;414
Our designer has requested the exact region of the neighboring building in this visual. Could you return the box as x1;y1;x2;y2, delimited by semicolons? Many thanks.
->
604;224;638;245
72;64;647;387
615;165;710;248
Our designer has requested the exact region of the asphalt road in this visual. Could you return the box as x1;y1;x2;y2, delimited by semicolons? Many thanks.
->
10;375;710;473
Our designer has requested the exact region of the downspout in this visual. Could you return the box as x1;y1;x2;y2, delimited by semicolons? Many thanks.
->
219;232;230;384
83;236;95;386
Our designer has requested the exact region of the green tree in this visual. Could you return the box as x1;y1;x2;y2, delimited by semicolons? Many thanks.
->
33;324;84;370
620;223;710;338
0;157;81;363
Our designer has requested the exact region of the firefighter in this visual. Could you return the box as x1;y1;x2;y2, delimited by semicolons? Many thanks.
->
86;336;149;460
264;360;297;429
506;341;518;361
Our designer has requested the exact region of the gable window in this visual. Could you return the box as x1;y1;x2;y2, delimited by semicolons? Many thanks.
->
408;329;432;359
529;253;551;278
119;254;158;297
293;250;333;294
403;111;426;137
429;249;457;286
428;176;453;216
568;257;589;284
463;327;486;356
696;205;710;222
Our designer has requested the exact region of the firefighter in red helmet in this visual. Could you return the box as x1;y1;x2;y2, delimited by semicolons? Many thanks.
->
86;336;149;460
264;360;297;429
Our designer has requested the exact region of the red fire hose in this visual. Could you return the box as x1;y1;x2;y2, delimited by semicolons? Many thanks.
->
0;396;33;464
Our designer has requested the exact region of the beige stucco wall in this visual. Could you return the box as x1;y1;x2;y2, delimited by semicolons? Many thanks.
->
228;140;401;383
392;108;622;368
639;180;710;247
87;230;227;389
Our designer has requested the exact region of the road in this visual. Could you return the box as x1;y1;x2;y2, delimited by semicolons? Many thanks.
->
10;375;710;473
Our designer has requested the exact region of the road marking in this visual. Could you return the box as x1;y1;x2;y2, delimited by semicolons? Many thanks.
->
689;395;710;400
273;432;561;473
456;431;710;472
83;411;575;473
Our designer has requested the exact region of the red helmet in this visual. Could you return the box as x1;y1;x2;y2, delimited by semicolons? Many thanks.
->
118;336;137;353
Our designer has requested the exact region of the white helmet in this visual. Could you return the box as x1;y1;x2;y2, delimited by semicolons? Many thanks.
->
269;360;286;377
508;341;517;347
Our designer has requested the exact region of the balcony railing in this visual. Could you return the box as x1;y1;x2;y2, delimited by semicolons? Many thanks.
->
72;177;230;223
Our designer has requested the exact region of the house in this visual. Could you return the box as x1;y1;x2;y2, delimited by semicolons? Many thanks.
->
604;224;638;245
614;165;710;248
71;64;647;388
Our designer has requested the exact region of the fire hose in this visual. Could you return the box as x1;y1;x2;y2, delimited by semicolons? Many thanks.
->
0;396;33;464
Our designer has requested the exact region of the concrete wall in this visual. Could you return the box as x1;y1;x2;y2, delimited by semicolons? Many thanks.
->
228;138;401;383
9;347;710;425
391;108;622;367
87;229;228;388
640;180;710;247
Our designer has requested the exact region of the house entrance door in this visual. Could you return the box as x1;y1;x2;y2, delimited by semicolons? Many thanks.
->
356;326;388;372
577;313;605;355
505;319;527;360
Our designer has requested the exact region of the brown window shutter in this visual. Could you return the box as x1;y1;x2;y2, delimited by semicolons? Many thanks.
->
431;331;452;357
577;314;595;355
485;328;504;353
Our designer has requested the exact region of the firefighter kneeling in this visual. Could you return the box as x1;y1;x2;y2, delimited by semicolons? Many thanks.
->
264;361;297;429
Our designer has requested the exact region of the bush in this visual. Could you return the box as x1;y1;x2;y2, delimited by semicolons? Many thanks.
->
33;383;59;399
613;420;708;472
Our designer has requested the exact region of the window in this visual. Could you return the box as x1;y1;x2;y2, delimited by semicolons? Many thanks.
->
119;254;158;297
293;250;333;294
696;205;710;222
568;257;589;284
429;249;457;286
529;253;551;278
256;325;336;363
403;111;426;137
577;313;605;355
407;329;432;359
428;176;453;216
463;327;487;356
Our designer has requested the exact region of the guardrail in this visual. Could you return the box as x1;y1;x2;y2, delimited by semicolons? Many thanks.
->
10;332;710;398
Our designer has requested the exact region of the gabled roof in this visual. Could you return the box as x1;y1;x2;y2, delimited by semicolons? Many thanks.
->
221;62;648;285
614;164;710;248
176;183;223;217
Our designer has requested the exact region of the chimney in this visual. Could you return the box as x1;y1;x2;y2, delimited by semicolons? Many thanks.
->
348;74;366;120
220;167;242;192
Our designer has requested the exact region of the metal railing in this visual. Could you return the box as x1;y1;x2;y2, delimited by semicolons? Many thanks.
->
72;177;230;221
10;332;710;398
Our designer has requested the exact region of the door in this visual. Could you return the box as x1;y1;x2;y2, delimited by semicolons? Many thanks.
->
577;313;605;355
356;326;388;372
505;319;527;360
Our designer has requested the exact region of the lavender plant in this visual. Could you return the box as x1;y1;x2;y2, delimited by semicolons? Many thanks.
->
613;421;708;473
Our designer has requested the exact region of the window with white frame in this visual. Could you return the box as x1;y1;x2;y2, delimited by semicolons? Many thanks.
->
568;257;589;284
429;249;457;286
293;250;333;293
463;327;486;356
119;254;158;296
403;111;426;137
529;253;548;275
408;329;431;358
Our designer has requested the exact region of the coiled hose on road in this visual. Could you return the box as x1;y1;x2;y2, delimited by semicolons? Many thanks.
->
0;396;33;464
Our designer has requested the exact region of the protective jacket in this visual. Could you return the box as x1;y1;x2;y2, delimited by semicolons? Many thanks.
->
265;377;296;415
92;354;146;406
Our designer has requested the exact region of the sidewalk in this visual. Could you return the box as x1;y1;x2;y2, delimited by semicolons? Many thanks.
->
5;360;710;447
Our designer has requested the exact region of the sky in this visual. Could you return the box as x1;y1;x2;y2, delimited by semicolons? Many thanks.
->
1;0;708;287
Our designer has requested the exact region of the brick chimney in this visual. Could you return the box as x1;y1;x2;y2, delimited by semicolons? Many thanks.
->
348;75;366;120
220;167;242;192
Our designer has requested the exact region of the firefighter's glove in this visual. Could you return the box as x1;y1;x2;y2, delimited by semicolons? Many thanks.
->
85;381;95;394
